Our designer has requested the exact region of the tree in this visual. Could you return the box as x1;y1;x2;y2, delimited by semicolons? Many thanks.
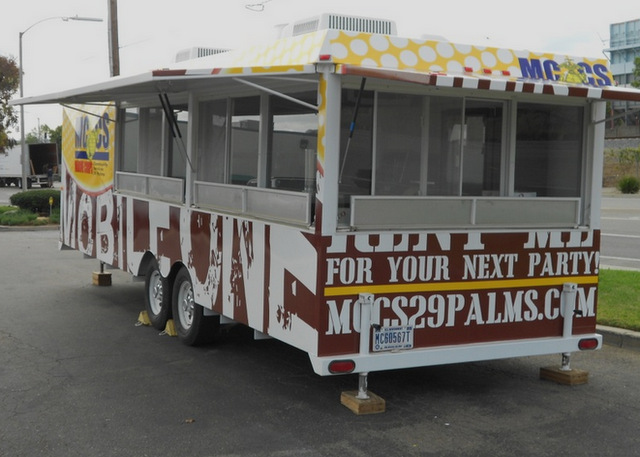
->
26;124;62;145
0;55;19;153
43;124;62;145
633;57;640;89
617;147;640;178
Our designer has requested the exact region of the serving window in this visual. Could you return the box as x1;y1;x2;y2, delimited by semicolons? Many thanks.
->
192;90;318;227
115;103;188;204
338;84;587;230
515;103;584;197
113;75;589;230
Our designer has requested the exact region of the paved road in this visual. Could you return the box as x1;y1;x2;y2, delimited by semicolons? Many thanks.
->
600;194;640;270
0;184;22;204
0;183;56;205
1;229;639;457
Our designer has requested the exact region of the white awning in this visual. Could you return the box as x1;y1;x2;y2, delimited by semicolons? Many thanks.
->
338;64;640;103
10;65;319;108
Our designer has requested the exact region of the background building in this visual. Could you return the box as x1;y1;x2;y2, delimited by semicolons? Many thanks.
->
606;18;640;135
603;18;640;186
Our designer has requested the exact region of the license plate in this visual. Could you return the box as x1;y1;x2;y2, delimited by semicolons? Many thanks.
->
372;325;414;352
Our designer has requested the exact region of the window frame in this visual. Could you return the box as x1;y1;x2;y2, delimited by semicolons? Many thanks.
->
113;71;595;231
337;76;592;230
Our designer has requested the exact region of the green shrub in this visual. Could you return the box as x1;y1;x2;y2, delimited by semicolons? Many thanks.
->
0;205;18;215
617;176;640;194
0;206;58;226
49;208;60;224
0;209;39;226
9;189;60;213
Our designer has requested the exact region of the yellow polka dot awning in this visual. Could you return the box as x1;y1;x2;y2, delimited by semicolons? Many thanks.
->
13;28;640;107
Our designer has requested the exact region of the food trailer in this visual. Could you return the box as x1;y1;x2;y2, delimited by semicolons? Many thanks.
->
14;13;640;408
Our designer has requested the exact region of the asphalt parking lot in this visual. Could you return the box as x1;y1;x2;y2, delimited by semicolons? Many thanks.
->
1;228;639;457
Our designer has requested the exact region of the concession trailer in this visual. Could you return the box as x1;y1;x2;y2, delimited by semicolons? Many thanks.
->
14;13;640;406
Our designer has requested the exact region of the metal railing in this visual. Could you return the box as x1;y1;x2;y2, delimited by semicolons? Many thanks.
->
193;181;313;226
350;196;582;230
116;172;184;204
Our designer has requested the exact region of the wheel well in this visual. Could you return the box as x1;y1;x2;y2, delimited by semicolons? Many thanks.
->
168;261;186;285
137;252;157;277
137;252;186;286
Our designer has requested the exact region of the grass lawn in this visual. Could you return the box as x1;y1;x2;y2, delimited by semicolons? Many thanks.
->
0;205;59;226
597;269;640;332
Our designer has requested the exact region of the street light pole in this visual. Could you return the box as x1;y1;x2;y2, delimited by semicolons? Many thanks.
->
18;15;103;190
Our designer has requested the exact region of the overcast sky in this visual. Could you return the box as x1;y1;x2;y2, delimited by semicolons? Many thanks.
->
3;0;639;139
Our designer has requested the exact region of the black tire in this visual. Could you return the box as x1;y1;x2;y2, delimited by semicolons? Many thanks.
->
144;259;171;330
171;267;218;346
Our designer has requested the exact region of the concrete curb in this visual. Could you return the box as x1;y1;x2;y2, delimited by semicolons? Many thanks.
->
597;325;640;352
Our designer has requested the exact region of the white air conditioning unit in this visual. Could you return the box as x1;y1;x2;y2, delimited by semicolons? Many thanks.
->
174;47;230;63
280;13;397;37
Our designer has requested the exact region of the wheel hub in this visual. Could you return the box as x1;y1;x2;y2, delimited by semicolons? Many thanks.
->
178;282;194;328
148;271;163;315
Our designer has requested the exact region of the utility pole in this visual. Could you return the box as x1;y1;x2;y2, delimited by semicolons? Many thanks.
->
108;0;120;76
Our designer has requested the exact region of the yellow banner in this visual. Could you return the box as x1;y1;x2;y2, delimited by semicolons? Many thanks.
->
62;104;116;193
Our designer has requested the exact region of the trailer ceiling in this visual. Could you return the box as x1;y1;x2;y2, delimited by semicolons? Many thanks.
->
11;68;320;108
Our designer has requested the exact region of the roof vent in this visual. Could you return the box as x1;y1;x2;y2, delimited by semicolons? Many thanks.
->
281;13;397;37
175;47;230;63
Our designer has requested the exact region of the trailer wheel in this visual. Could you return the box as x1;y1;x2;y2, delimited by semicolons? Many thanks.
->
172;267;218;346
144;260;171;330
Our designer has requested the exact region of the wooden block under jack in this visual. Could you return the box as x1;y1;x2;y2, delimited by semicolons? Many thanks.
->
340;390;386;415
540;366;589;385
92;271;112;286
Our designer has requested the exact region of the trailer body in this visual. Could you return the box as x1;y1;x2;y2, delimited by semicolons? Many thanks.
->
0;143;58;188
15;14;640;378
0;146;21;187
